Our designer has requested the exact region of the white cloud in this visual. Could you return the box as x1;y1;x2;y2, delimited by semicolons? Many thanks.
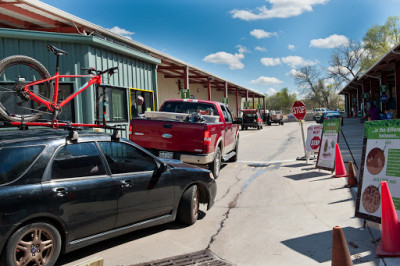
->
250;76;283;85
287;69;305;77
231;0;328;21
310;34;349;48
236;45;250;54
288;44;295;50
281;56;318;68
267;88;277;95
250;29;278;39
203;52;245;70
260;57;282;66
327;65;350;75
255;46;267;52
108;26;134;39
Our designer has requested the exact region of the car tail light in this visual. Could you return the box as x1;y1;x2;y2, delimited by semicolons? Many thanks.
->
204;130;211;145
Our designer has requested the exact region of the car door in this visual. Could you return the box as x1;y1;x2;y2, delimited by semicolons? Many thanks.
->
41;142;119;242
98;141;175;227
220;105;236;152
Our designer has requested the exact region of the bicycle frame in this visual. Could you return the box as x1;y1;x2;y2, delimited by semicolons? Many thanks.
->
23;72;102;113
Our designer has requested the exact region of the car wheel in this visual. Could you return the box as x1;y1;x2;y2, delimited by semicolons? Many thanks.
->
229;139;239;162
177;185;199;225
6;222;61;266
209;146;222;178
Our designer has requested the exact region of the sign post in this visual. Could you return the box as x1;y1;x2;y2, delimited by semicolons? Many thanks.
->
292;101;307;161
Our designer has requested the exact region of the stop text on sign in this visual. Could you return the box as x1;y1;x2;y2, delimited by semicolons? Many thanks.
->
293;106;305;114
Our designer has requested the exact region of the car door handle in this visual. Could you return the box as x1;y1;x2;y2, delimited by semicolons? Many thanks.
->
51;187;68;197
121;180;134;188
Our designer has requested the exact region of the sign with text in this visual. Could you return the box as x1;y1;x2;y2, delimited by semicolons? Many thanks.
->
222;97;229;105
316;119;341;171
306;125;323;152
355;120;400;223
292;101;306;120
180;89;190;99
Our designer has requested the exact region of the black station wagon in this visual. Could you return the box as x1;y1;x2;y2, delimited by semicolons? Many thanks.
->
0;129;216;265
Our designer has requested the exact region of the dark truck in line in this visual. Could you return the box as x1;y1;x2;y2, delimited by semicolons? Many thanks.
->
130;99;240;178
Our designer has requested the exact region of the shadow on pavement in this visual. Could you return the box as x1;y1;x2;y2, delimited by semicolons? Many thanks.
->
284;171;328;181
281;226;379;265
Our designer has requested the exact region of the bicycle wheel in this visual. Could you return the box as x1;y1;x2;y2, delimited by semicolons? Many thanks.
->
0;55;54;122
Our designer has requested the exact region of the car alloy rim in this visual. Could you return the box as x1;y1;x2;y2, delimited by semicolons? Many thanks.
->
14;227;55;265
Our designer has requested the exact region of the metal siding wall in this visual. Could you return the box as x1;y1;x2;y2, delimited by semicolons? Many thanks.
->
0;36;156;137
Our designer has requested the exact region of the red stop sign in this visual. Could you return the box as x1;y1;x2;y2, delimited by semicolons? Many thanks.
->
292;101;306;120
310;136;321;150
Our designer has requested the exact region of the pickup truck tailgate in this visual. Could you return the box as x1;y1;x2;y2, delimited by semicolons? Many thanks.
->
131;119;207;153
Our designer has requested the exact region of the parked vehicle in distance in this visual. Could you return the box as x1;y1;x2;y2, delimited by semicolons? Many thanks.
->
241;109;263;130
0;129;216;265
315;111;344;125
313;108;329;122
267;110;284;125
130;99;240;178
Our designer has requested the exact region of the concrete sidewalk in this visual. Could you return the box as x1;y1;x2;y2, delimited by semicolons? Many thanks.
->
339;118;400;266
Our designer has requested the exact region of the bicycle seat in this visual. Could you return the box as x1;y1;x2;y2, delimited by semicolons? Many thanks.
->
47;44;68;56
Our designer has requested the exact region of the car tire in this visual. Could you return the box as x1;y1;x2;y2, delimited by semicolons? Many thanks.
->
177;185;199;225
6;222;61;266
229;140;239;162
209;146;222;178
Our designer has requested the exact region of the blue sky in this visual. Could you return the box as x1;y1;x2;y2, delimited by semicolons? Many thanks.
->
42;0;400;97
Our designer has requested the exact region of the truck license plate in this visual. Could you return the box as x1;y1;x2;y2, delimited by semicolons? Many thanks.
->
159;151;173;159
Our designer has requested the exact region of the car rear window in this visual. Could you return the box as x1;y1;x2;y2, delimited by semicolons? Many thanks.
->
161;102;218;116
0;145;45;185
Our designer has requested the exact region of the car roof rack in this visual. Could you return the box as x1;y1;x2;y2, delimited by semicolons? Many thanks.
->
0;120;122;143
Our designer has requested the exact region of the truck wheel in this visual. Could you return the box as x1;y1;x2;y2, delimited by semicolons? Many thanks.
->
5;222;61;266
177;185;199;225
229;140;239;162
209;146;222;178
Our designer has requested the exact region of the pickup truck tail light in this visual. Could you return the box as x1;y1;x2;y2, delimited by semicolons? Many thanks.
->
129;124;133;139
204;130;211;145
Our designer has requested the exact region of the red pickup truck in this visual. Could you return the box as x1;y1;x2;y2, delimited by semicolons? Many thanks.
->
129;99;240;178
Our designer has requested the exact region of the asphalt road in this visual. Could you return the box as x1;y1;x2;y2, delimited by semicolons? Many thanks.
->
60;121;380;266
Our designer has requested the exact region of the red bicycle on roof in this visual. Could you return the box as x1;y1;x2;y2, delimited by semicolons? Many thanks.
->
0;44;118;129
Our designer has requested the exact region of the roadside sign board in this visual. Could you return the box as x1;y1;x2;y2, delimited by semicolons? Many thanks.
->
316;119;341;171
180;89;190;99
355;120;400;223
292;101;306;120
306;125;323;152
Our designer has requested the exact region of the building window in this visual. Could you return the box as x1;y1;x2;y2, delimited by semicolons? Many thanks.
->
129;88;154;119
98;86;128;122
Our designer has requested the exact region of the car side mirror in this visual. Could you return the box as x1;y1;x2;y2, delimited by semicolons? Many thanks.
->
157;162;168;172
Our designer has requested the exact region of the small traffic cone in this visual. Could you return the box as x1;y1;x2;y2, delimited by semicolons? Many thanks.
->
376;181;400;256
332;226;353;266
345;161;357;188
334;143;347;178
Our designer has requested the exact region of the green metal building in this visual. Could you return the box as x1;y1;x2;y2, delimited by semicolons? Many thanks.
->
0;28;160;137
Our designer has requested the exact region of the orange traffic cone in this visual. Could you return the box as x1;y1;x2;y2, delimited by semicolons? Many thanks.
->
345;161;357;188
334;143;347;178
376;181;400;256
332;226;353;266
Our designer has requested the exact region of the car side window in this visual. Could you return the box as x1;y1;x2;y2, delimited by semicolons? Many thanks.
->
0;145;45;185
51;142;106;180
220;105;232;123
98;142;157;174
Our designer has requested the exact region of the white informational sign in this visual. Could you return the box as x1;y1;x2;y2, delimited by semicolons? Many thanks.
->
316;119;341;171
356;120;400;223
306;125;323;152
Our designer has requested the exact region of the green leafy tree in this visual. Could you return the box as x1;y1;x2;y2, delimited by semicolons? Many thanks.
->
361;16;400;70
266;88;297;114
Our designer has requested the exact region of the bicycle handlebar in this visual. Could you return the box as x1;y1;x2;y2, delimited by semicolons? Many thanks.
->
81;66;118;76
